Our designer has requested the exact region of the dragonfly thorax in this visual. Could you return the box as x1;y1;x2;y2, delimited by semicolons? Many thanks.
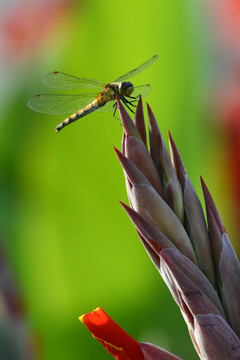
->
119;81;134;97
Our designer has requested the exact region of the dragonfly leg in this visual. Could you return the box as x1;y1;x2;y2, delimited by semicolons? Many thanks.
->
112;97;137;121
122;97;136;113
124;96;138;107
126;96;138;105
127;100;138;107
128;95;139;100
112;102;121;120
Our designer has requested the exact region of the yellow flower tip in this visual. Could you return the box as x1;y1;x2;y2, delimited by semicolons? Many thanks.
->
79;307;101;323
79;314;85;323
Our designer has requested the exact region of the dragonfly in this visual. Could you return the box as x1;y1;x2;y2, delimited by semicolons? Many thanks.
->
27;55;159;132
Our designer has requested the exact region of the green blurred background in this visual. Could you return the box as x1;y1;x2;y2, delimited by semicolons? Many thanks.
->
0;0;239;359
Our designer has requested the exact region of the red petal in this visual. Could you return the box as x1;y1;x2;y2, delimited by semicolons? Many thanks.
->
80;307;144;360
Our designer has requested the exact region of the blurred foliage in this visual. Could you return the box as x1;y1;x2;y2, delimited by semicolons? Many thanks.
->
0;0;237;359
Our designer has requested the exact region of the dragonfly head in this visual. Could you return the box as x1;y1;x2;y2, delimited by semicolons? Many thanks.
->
119;81;134;97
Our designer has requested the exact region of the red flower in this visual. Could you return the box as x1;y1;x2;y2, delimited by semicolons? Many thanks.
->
80;307;144;360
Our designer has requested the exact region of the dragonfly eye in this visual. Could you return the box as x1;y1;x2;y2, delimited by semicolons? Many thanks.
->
119;81;134;97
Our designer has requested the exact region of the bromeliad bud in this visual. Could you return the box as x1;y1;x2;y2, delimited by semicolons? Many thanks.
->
115;97;240;360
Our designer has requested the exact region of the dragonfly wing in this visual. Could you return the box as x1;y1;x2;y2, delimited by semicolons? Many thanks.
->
96;100;116;113
27;93;99;115
114;55;159;82
131;84;151;98
42;72;105;90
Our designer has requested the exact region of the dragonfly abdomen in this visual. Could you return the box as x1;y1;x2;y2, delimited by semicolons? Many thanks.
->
55;98;104;132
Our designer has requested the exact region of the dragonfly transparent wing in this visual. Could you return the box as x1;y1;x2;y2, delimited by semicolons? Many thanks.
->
27;93;99;115
96;100;116;113
131;84;151;98
42;72;105;90
114;55;159;82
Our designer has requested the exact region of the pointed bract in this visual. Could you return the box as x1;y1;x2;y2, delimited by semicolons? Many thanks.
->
124;136;163;197
201;177;225;234
116;97;142;141
134;95;147;147
147;103;162;167
169;134;216;287
114;147;151;187
140;342;184;360
138;232;161;269
195;314;240;360
130;184;197;264
120;201;175;251
148;106;184;222
159;249;225;318
182;174;215;286
168;131;186;179
202;179;240;337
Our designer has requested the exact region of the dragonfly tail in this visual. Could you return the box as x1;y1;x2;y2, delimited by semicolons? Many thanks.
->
56;102;103;132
